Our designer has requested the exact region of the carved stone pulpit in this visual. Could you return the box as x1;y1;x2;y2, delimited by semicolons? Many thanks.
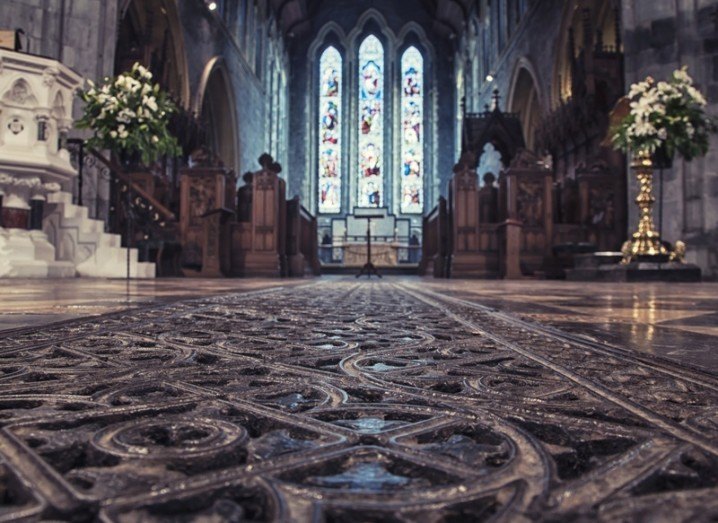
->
0;48;81;277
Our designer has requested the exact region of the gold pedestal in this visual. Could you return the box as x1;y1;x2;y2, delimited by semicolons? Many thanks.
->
622;151;672;264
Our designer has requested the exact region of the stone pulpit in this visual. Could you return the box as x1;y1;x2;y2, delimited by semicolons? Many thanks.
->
0;48;82;277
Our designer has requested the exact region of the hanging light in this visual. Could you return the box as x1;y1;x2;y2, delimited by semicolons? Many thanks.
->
207;1;218;11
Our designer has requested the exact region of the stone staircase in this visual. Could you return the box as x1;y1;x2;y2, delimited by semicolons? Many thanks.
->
44;191;156;278
0;228;76;278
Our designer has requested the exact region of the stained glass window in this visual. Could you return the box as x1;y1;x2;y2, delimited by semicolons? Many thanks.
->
400;47;424;214
318;47;342;214
357;35;384;208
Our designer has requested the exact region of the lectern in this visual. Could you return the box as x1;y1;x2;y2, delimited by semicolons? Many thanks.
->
356;214;384;279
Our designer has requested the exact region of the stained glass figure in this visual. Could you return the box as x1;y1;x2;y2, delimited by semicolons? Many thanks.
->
318;47;342;214
400;47;424;214
357;35;384;208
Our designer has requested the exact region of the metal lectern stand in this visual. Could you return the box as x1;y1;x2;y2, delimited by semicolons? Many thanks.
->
356;215;383;279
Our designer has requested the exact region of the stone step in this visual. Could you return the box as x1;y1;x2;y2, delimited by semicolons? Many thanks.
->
43;191;156;279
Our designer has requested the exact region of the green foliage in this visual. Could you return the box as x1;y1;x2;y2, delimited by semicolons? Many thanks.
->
612;67;717;162
75;63;181;165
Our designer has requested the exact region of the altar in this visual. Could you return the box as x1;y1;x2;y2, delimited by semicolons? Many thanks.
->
340;242;404;267
318;208;422;267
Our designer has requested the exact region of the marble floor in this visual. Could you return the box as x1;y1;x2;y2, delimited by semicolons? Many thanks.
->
0;277;715;521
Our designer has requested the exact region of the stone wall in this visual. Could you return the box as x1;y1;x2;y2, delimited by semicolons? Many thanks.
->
0;0;119;104
174;0;288;177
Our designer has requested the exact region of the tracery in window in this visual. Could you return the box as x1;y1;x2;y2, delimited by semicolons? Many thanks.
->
400;46;424;214
357;35;384;208
318;47;342;214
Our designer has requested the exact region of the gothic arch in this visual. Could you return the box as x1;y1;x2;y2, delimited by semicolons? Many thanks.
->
507;58;544;152
307;11;439;216
348;11;395;212
307;23;348;214
51;91;66;120
307;22;348;60
551;0;621;106
196;57;239;173
115;0;191;108
395;23;438;215
346;9;396;56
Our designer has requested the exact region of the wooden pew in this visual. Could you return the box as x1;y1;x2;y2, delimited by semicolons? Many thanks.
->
286;197;321;277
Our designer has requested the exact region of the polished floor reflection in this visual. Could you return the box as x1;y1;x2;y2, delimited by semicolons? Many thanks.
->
2;278;717;372
0;278;302;332
419;279;718;372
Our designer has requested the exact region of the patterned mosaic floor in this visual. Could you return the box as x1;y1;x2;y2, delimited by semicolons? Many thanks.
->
0;280;716;521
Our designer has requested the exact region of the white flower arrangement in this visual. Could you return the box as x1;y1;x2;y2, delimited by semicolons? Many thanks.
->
612;66;716;161
76;63;180;165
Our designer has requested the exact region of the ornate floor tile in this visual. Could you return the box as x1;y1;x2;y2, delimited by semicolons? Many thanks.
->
0;280;715;521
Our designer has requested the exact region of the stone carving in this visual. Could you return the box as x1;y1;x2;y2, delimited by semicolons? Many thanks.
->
0;281;714;519
0;173;60;209
7;117;23;135
7;79;32;104
42;67;59;87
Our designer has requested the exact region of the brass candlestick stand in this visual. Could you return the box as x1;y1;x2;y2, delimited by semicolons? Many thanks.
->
621;150;685;264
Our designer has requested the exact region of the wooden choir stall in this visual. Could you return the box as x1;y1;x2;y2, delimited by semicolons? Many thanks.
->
179;154;320;278
422;147;625;280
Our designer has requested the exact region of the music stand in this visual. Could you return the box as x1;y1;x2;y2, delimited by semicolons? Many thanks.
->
356;214;383;279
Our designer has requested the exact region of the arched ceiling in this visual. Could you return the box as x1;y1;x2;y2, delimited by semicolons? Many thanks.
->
268;0;475;38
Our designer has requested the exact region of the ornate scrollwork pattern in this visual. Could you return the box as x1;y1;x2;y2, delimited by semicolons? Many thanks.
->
0;282;715;521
